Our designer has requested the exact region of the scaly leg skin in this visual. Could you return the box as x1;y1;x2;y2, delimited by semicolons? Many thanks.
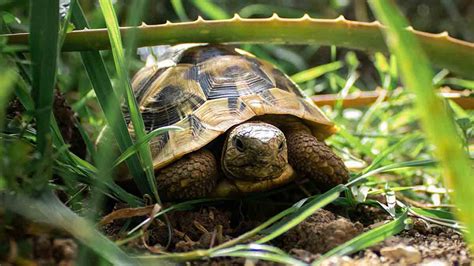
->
156;149;219;201
285;123;349;188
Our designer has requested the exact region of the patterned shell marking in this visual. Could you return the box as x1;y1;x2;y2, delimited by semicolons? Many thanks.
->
130;44;335;170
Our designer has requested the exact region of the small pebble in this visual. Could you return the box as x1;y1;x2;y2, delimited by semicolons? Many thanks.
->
381;244;422;264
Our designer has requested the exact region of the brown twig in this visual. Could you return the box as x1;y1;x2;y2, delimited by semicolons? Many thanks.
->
312;88;474;109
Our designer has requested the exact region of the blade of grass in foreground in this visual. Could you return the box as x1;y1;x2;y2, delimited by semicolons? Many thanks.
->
171;0;189;21
113;126;182;168
290;61;343;83
0;66;17;181
190;0;229;19
369;0;474;250
210;244;306;266
98;0;160;202
313;210;409;265
70;3;150;201
133;186;345;262
257;184;346;243
29;0;59;177
0;190;137;265
358;133;421;177
348;159;437;186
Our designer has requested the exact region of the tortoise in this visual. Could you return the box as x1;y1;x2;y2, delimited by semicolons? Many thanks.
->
126;44;348;201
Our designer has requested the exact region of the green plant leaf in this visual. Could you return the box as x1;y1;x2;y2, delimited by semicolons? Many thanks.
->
29;0;59;168
98;0;160;202
1;191;137;265
171;0;189;21
358;133;421;176
369;0;474;249
291;61;343;83
210;244;307;266
349;159;437;187
257;184;347;243
190;0;229;19
70;3;149;203
113;126;182;168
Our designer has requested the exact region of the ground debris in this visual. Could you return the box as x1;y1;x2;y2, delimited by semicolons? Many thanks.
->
277;209;363;254
380;244;422;264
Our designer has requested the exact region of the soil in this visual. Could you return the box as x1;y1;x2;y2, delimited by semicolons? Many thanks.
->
2;194;472;265
0;215;78;265
100;195;471;265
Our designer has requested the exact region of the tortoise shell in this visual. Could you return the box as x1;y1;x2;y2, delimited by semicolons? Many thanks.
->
130;44;336;170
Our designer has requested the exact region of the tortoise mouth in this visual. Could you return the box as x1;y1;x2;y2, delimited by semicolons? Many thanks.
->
223;161;287;181
210;164;296;197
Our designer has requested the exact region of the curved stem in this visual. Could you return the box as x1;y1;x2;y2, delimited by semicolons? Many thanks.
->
4;15;474;77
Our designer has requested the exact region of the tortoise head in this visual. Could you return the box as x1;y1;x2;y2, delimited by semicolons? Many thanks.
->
222;122;288;181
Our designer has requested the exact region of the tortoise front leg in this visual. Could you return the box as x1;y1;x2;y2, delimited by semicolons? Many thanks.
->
156;149;219;201
285;124;349;188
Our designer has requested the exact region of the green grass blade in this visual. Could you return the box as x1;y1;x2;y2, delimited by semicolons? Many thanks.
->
113;126;182;168
290;61;343;83
0;65;17;181
349;159;437;186
190;0;229;19
410;207;456;223
134;186;344;262
1;190;137;265
171;0;189;21
212;243;290;256
369;0;474;249
70;3;150;200
98;0;160;202
257;184;347;243
210;244;307;266
123;0;148;68
29;0;59;167
358;134;421;176
314;211;409;265
441;77;474;90
54;159;143;205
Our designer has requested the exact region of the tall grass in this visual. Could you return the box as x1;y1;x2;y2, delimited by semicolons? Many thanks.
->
369;0;474;250
98;0;160;202
70;3;151;201
29;0;59;182
1;0;473;264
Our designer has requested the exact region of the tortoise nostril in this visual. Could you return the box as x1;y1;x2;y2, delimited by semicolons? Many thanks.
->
235;137;245;152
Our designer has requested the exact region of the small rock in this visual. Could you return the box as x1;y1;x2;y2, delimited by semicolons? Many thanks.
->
381;244;422;264
413;219;431;234
52;239;77;265
320;256;355;266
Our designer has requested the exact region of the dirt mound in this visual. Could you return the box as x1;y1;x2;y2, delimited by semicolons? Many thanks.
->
277;209;363;254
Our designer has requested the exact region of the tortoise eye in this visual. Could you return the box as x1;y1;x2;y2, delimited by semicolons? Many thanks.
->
278;141;285;152
234;137;245;152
